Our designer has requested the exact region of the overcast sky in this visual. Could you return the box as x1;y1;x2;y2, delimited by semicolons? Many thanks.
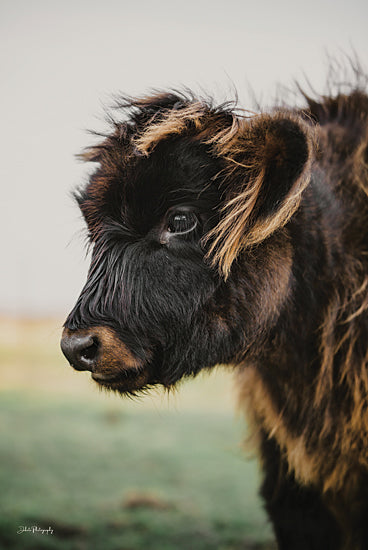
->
1;0;368;317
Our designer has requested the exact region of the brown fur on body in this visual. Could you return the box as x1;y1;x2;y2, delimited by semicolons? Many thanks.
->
62;74;368;549
239;90;368;547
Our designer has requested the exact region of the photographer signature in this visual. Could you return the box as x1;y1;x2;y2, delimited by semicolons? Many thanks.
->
17;526;53;535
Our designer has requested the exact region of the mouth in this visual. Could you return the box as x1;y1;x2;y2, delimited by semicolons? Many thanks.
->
91;365;152;393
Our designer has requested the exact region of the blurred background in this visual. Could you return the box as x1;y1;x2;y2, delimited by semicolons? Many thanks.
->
1;0;367;548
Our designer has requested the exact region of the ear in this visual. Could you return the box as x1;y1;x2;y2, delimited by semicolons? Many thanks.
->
206;113;313;278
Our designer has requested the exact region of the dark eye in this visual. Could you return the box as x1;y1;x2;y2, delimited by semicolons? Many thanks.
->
167;211;198;234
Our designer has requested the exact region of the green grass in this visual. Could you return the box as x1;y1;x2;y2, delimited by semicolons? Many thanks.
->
0;319;275;549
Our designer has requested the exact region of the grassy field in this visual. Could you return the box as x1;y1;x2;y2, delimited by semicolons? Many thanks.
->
0;318;275;550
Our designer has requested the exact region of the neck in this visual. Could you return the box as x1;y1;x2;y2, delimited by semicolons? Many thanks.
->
242;168;368;493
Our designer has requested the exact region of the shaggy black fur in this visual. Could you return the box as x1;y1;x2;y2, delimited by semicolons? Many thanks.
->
62;71;368;549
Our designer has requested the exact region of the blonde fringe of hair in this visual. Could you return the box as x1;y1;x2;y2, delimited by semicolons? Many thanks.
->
204;115;314;278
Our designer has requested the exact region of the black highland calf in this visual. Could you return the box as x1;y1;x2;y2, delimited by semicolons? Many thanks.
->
61;71;368;550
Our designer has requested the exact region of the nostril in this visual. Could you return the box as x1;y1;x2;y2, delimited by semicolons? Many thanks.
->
79;338;99;362
61;330;101;372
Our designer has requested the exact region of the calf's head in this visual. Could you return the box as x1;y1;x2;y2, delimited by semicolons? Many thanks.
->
61;93;312;394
